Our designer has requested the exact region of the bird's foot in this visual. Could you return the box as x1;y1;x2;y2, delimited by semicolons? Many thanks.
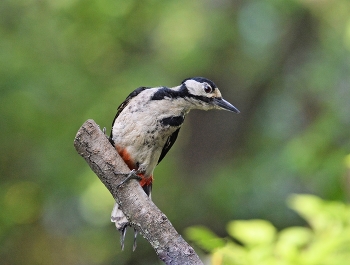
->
99;126;111;142
116;169;142;188
97;125;107;136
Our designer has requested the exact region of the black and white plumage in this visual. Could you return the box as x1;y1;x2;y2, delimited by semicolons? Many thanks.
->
109;77;239;250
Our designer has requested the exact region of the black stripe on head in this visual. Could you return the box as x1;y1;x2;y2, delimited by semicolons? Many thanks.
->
181;77;217;90
151;83;214;105
160;115;185;127
151;85;190;100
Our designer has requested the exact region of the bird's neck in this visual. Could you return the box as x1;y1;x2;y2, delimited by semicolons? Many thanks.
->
169;85;205;112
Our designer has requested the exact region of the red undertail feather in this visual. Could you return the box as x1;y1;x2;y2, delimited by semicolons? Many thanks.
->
115;146;153;187
139;174;153;187
115;146;135;170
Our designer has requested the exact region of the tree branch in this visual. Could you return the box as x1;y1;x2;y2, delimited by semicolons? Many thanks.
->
73;119;203;265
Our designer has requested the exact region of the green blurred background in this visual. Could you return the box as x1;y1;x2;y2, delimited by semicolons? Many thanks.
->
1;0;350;264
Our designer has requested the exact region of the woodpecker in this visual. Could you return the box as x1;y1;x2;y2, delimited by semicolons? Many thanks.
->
109;77;239;250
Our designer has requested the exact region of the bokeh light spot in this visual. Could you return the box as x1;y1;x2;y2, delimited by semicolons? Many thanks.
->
238;1;281;56
4;181;41;224
79;177;114;226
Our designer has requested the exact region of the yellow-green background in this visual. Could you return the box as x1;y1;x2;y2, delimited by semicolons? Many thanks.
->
1;0;350;264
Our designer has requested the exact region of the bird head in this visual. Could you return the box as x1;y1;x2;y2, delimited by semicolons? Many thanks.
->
181;77;240;113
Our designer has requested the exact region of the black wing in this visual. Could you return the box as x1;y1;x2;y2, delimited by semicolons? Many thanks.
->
109;87;150;143
158;127;181;164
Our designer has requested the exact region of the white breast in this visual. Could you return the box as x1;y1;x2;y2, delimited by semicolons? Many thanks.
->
112;88;186;177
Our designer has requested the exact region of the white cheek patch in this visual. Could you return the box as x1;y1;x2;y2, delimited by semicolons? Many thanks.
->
184;79;204;96
184;79;223;99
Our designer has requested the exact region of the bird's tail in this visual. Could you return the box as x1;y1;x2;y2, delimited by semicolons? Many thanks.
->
111;183;152;251
111;202;129;231
111;202;138;251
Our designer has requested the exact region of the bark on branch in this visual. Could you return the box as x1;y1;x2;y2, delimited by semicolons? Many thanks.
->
73;119;203;265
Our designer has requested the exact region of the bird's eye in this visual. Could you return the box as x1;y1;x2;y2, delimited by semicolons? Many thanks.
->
204;84;212;93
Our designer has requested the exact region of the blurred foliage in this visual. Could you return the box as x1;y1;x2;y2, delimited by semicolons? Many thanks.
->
1;0;350;264
186;194;350;265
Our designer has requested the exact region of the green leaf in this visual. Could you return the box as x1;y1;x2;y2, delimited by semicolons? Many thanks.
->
227;219;276;246
185;226;226;252
278;227;313;247
212;243;247;265
288;194;323;220
275;226;313;261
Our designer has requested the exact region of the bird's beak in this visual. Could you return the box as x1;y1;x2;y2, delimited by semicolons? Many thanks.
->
213;98;240;113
